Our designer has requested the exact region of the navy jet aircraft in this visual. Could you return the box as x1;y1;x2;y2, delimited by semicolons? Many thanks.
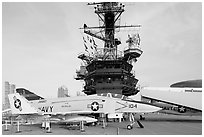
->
8;93;162;130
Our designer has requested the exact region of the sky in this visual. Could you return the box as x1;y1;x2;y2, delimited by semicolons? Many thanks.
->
2;2;202;98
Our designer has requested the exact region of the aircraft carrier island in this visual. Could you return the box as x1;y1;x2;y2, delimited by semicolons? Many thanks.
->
75;2;143;96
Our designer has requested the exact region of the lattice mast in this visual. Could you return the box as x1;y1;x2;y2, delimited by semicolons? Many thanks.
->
83;2;140;60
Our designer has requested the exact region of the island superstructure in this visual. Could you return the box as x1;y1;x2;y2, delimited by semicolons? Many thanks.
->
76;2;143;96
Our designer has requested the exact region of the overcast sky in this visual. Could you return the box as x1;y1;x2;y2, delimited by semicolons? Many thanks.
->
2;2;202;98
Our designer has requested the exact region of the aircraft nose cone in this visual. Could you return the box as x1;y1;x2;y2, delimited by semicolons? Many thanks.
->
139;103;162;113
151;105;162;112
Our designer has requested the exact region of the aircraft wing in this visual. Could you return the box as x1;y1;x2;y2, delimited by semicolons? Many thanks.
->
141;87;202;111
50;111;93;115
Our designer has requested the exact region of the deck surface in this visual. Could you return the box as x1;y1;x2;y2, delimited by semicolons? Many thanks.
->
2;113;202;135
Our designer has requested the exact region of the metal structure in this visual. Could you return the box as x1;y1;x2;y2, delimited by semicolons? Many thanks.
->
76;2;143;96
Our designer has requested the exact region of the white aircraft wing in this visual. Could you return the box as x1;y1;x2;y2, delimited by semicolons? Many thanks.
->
141;87;202;111
50;111;94;115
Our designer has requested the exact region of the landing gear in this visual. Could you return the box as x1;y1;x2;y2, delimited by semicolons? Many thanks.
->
100;113;106;128
41;117;52;133
137;121;144;128
45;120;52;133
139;115;145;120
127;113;144;130
127;124;133;130
41;121;45;129
127;113;135;130
80;121;85;132
127;121;144;130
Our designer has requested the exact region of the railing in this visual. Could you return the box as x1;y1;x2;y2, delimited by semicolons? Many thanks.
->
124;45;142;51
123;45;143;58
95;3;124;13
78;46;143;63
93;48;124;60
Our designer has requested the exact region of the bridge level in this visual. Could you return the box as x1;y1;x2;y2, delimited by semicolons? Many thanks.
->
82;59;139;96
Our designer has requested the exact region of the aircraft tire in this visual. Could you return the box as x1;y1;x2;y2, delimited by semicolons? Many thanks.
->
127;125;133;130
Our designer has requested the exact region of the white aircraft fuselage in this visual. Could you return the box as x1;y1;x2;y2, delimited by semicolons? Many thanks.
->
8;93;162;116
29;95;161;115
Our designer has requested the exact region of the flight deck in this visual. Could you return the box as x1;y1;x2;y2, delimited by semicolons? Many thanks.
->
2;113;202;135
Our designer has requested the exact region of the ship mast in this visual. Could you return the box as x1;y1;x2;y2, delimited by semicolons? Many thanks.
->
81;2;141;60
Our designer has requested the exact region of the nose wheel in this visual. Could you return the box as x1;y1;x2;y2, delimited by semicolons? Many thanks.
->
127;113;144;130
127;124;133;130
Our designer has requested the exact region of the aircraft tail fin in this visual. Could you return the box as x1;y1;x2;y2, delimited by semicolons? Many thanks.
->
8;93;39;114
